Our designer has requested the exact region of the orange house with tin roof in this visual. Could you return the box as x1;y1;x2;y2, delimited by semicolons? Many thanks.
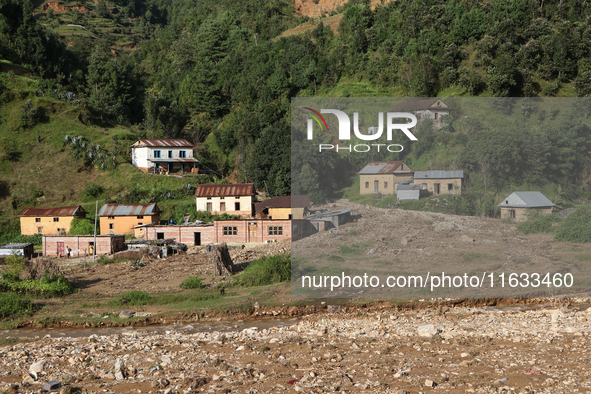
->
99;203;161;235
18;205;87;235
358;161;414;195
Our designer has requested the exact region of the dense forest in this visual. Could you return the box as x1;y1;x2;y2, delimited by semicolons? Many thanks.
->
1;0;591;208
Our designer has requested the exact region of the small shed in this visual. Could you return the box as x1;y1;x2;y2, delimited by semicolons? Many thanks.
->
306;208;352;231
498;191;556;222
0;243;34;260
396;183;423;200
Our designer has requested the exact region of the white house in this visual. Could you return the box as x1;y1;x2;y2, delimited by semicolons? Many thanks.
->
194;183;256;218
131;139;198;173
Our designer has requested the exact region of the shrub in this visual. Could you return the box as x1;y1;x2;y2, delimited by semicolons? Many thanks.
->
82;183;104;198
233;254;290;287
0;293;32;319
555;206;591;243
20;99;39;128
114;290;153;305
180;275;202;289
69;217;96;235
517;212;558;234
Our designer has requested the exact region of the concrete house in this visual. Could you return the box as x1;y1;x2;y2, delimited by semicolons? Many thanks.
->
358;161;413;195
413;170;464;196
195;183;256;218
131;139;198;173
254;195;311;220
391;98;450;131
99;203;161;235
498;192;556;222
18;205;87;235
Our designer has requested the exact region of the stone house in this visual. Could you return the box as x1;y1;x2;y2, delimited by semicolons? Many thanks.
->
358;161;413;195
194;184;256;218
131;139;198;173
254;195;311;220
413;170;464;196
18;205;87;236
498;191;556;222
99;203;161;235
391;98;450;131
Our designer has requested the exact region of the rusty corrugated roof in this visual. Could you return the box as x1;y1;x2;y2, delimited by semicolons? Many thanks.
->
391;98;449;112
194;184;255;197
98;203;161;217
18;205;86;217
357;162;413;174
133;139;194;147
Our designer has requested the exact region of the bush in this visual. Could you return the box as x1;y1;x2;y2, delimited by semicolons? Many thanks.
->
114;290;153;305
0;293;32;319
69;217;96;235
233;254;290;287
20;99;39;128
554;206;591;243
82;183;104;198
517;212;558;234
180;275;202;289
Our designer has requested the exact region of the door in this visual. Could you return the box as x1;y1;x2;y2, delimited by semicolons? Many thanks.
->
249;223;257;242
57;242;64;257
206;202;212;212
194;232;201;246
374;180;379;192
434;183;440;194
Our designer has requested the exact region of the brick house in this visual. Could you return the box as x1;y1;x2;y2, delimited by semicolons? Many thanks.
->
99;203;161;235
254;195;311;220
391;98;450;131
18;205;87;236
358;162;413;195
42;234;126;257
194;184;256;218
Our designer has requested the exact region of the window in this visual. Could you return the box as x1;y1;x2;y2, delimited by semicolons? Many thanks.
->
154;150;161;158
223;226;237;235
137;215;144;219
268;226;283;236
206;202;212;212
108;216;114;220
288;214;293;220
220;202;226;211
53;217;59;222
509;209;516;219
365;182;369;189
434;113;439;120
179;151;186;158
37;227;43;233
35;218;41;222
109;223;114;229
138;222;143;226
434;183;440;194
168;150;173;158
235;202;240;211
220;196;225;199
384;182;388;189
207;197;212;200
401;164;404;170
235;196;240;199
448;183;453;191
157;232;164;239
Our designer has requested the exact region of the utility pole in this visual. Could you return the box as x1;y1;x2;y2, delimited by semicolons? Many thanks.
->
92;200;98;265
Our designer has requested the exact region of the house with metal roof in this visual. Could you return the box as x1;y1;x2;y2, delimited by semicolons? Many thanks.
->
358;161;413;195
0;243;34;260
391;98;450;131
413;170;464;196
254;195;311;220
99;203;161;235
131;139;198;174
194;183;256;218
497;192;556;222
18;205;87;236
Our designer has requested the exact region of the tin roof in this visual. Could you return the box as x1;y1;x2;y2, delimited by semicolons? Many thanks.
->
132;139;194;148
254;195;311;215
18;205;86;217
414;170;464;179
391;98;449;112
0;243;34;249
306;208;352;220
99;203;161;217
358;162;412;174
194;184;255;197
497;192;556;208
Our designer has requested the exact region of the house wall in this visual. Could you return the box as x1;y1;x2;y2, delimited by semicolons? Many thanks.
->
42;235;125;257
266;207;308;220
500;207;553;222
196;196;253;217
359;173;413;195
397;189;420;200
417;178;462;196
132;146;194;172
143;219;292;246
100;214;160;235
20;216;78;236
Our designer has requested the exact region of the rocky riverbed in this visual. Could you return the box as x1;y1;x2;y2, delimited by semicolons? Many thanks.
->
2;301;591;393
